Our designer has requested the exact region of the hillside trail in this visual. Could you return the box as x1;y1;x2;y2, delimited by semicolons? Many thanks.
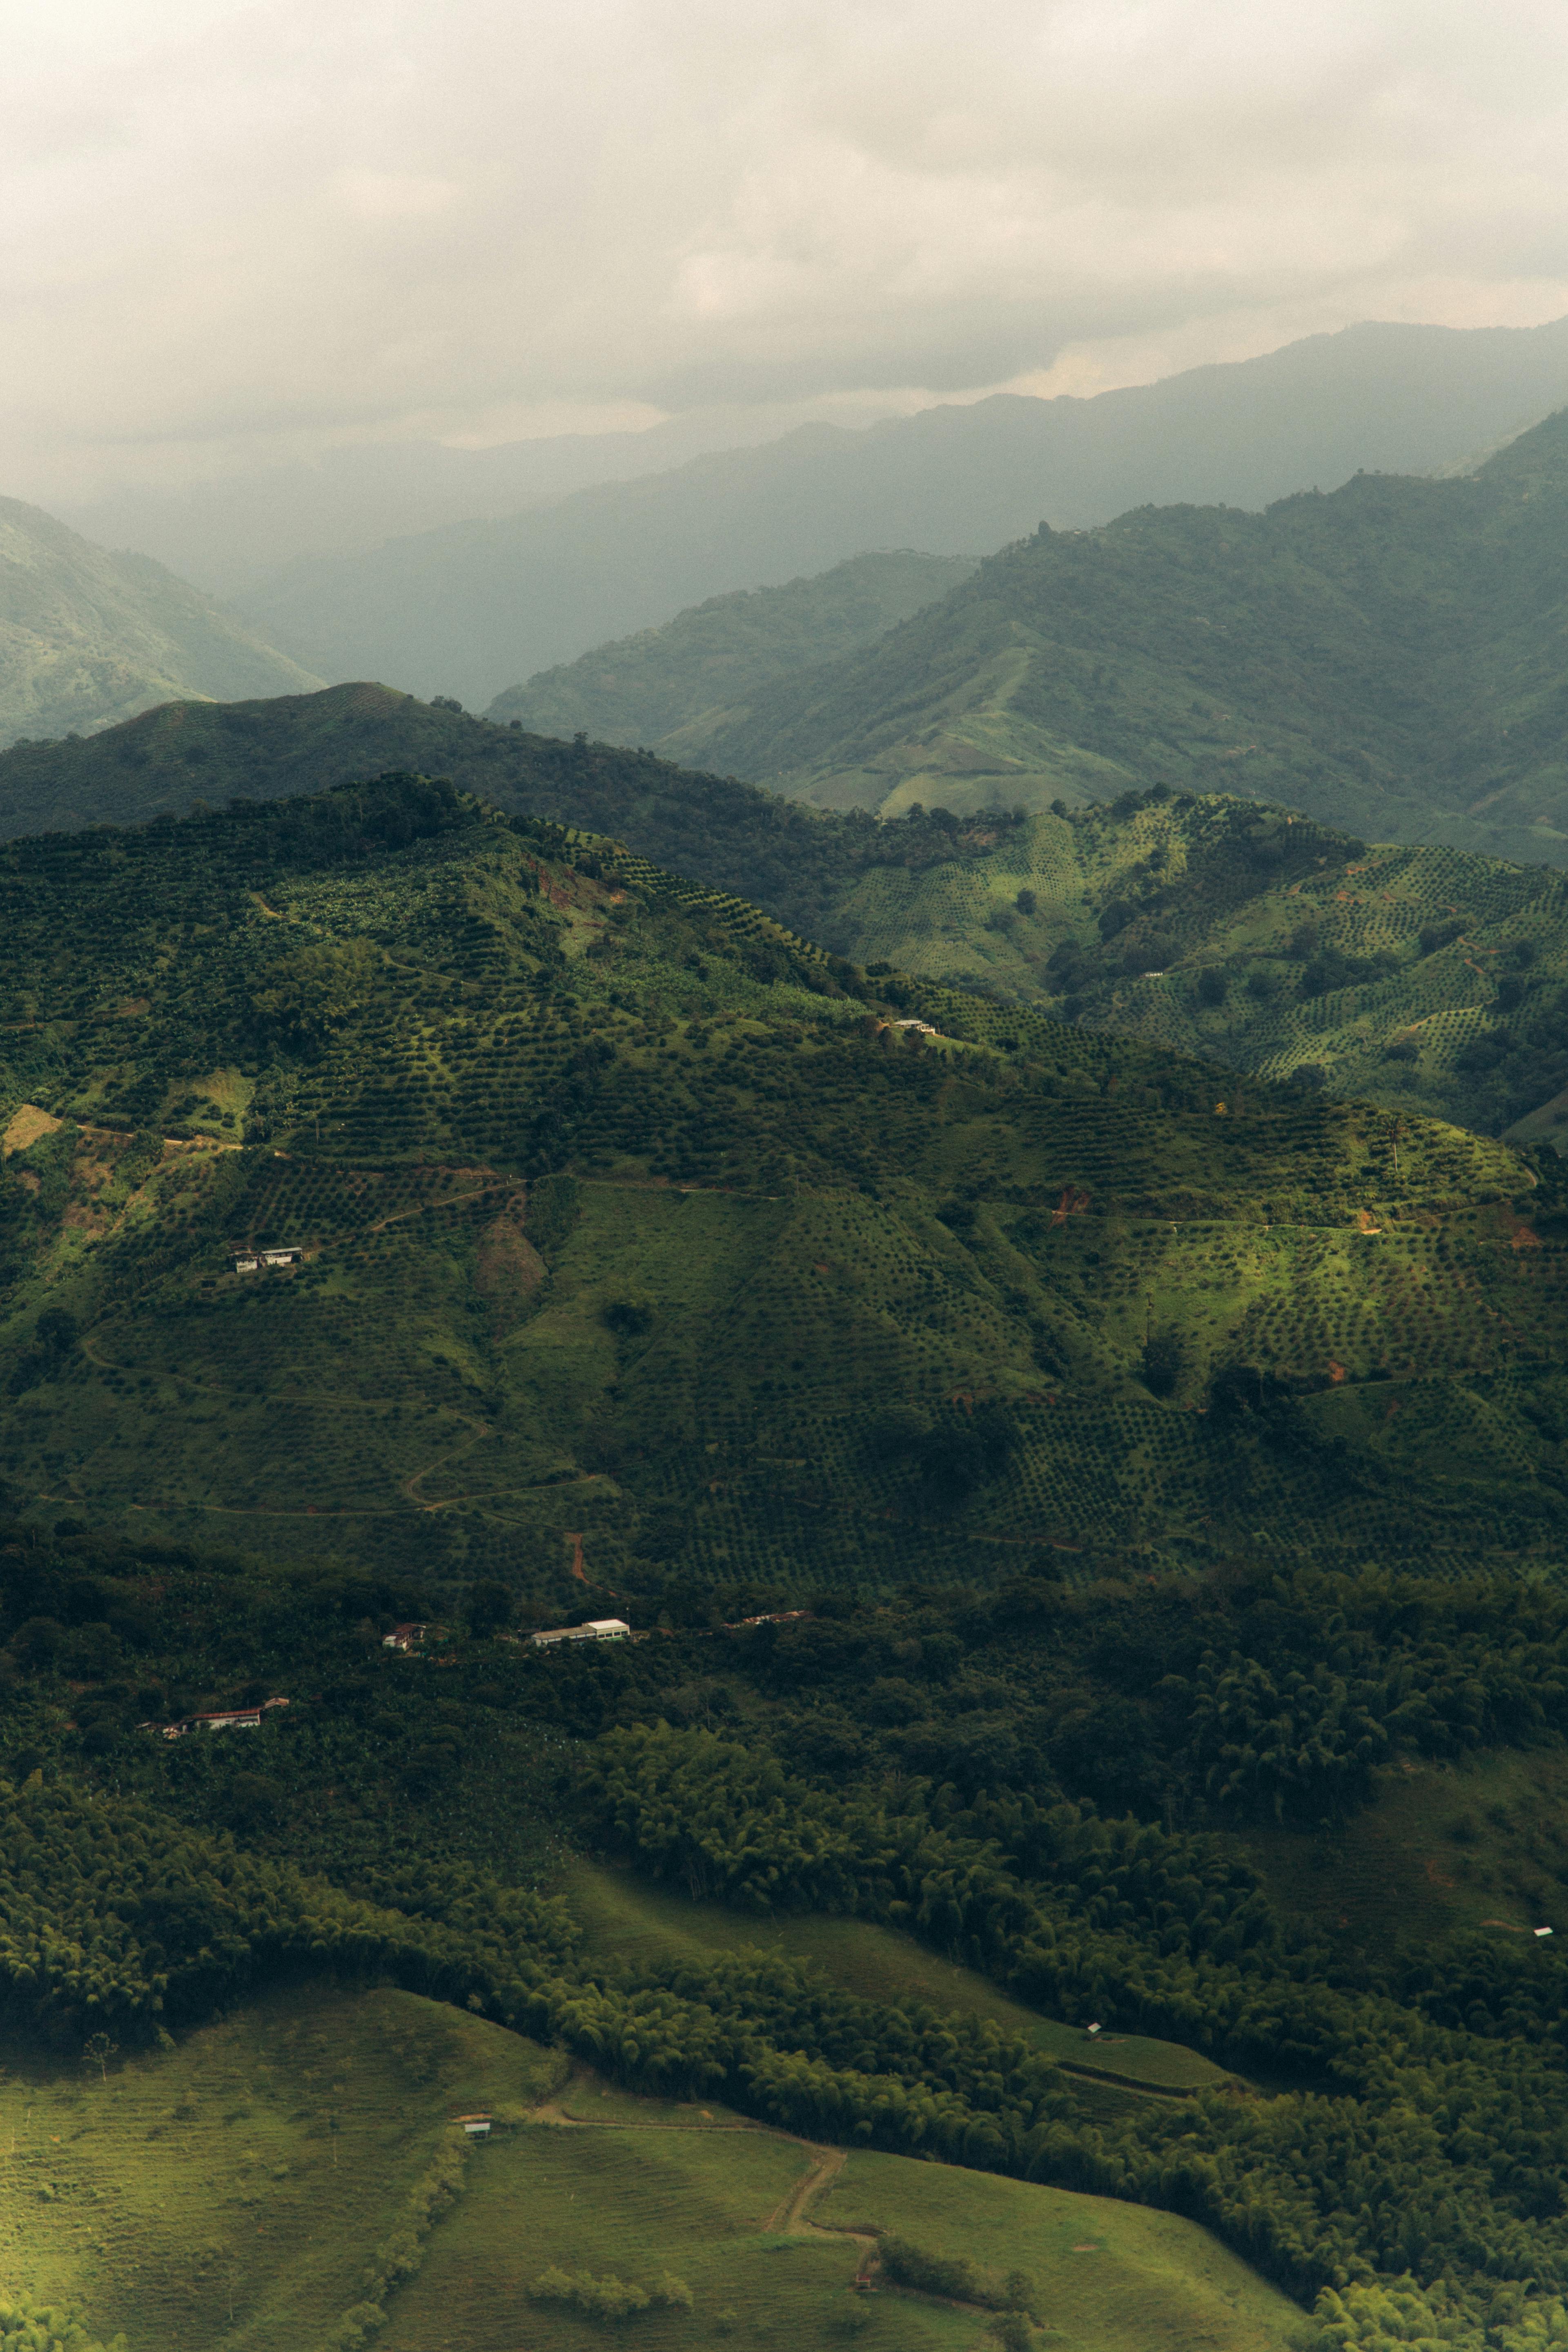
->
529;2072;880;2281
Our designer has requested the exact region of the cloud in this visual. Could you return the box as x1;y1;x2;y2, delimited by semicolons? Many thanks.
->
4;0;1568;494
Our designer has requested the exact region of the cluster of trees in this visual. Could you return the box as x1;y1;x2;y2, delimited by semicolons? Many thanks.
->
0;2299;125;2352
529;2269;693;2320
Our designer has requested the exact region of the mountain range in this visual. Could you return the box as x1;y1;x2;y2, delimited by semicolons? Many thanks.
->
0;497;321;749
9;682;1568;1144
230;318;1568;707
612;406;1568;876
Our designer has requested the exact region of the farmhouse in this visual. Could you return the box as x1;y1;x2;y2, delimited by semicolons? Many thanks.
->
261;1247;303;1267
530;1617;632;1648
231;1253;260;1274
383;1622;428;1651
453;2114;492;2137
229;1245;302;1272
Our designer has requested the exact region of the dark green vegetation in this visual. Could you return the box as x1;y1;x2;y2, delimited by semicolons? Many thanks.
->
8;774;1568;2350
682;409;1568;871
10;1515;1568;2349
0;684;1012;960
229;317;1568;707
487;550;976;755
0;770;1561;1583
0;498;321;749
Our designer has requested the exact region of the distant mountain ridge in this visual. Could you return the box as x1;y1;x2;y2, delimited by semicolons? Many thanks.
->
486;551;976;753
236;318;1568;707
0;497;321;748
681;406;1568;871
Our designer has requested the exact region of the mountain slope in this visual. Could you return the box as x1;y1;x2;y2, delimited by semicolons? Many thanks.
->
0;497;322;747
485;549;976;752
824;787;1568;1140
235;319;1568;707
686;409;1568;868
0;771;1560;1591
10;686;1568;1140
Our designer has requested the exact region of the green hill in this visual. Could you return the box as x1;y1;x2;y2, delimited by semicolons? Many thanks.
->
684;409;1568;869
0;498;322;748
485;550;976;755
4;746;1568;2349
809;787;1568;1140
0;769;1564;1598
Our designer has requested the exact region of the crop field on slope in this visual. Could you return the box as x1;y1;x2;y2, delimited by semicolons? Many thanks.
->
0;1967;1303;2352
1231;1744;1568;1958
561;1858;1238;2096
380;2075;1305;2352
814;791;1568;1139
0;1981;563;2352
1;775;1565;1592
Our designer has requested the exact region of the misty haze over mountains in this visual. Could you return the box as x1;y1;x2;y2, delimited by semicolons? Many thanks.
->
236;318;1568;708
20;315;1568;727
7;313;1568;753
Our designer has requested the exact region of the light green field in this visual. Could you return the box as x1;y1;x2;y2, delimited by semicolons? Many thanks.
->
820;2150;1314;2352
562;1859;1236;2094
0;1981;562;2352
383;2076;1310;2352
1;1974;1303;2352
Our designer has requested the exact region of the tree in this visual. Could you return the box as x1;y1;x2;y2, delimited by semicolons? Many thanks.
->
468;1581;514;1639
82;2031;118;2081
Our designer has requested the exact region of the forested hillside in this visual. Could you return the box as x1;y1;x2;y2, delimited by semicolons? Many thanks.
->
0;498;321;748
689;408;1568;870
7;775;1568;2349
486;550;976;753
0;771;1559;1595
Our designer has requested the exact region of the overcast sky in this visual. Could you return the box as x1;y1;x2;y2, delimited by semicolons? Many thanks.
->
7;0;1568;497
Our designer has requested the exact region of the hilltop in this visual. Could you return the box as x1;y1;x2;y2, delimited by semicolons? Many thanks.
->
486;549;976;753
0;770;1562;1599
0;496;321;748
684;408;1568;869
232;319;1568;706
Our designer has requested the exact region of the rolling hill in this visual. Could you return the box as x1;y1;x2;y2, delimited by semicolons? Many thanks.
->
8;775;1568;2352
0;497;322;748
234;318;1568;707
485;550;977;753
677;408;1568;871
805;787;1568;1142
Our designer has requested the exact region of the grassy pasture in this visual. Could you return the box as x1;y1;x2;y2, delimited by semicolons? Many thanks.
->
561;1860;1236;2094
0;1981;562;2352
819;2150;1313;2352
1234;1745;1568;1957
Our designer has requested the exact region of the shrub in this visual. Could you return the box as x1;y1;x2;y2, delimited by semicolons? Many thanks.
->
528;2267;692;2321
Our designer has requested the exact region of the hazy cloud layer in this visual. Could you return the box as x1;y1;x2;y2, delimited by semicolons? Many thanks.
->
6;0;1568;495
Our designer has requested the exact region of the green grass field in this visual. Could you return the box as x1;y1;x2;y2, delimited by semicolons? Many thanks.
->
1233;1745;1568;1957
0;1974;1304;2352
561;1860;1236;2096
0;1982;563;2352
